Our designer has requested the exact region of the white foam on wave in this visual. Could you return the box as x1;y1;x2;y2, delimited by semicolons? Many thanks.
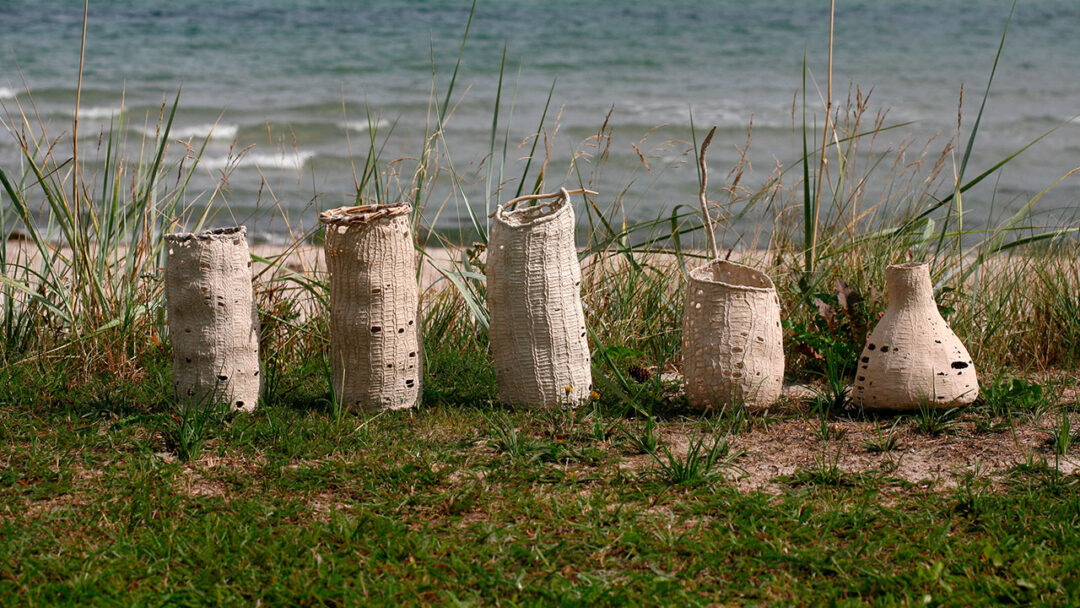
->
0;86;17;101
200;150;314;171
76;105;123;119
136;123;239;140
341;118;390;133
625;100;787;130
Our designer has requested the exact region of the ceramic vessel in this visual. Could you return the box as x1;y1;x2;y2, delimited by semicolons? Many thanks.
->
165;226;260;412
320;204;421;411
682;259;784;411
487;190;591;408
853;262;978;409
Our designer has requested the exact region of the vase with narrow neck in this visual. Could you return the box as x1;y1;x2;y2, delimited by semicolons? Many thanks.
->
853;263;978;410
682;259;784;411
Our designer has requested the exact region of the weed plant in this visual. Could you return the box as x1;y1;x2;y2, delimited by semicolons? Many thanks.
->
1051;404;1075;457
160;392;232;462
648;430;741;487
862;421;903;454
910;403;962;437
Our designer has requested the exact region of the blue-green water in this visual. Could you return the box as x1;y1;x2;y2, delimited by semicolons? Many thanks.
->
2;0;1078;241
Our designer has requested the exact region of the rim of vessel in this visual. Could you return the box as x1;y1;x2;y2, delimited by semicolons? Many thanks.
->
164;225;246;243
688;259;775;292
319;203;412;227
886;261;929;272
494;196;569;229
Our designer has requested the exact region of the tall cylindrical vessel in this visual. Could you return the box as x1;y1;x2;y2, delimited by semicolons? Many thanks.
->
165;226;260;412
487;191;591;407
682;260;784;411
853;262;978;409
320;204;421;411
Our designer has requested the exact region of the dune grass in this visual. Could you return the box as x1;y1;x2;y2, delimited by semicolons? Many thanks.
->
2;2;1080;604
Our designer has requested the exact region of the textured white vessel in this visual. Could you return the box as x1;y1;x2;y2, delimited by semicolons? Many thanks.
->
682;259;784;411
165;226;261;412
853;262;978;410
321;204;421;411
487;190;591;408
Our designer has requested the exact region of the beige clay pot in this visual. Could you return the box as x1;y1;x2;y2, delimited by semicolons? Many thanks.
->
320;204;421;411
682;260;784;411
164;226;261;412
487;190;591;408
853;262;978;410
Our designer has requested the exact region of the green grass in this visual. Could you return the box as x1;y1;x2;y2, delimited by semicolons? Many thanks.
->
4;360;1080;605
910;404;963;437
862;421;903;454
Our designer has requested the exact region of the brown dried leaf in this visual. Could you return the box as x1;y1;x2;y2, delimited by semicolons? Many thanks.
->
813;297;836;325
795;342;824;361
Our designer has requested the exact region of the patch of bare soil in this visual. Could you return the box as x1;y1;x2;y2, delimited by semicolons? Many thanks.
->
13;491;89;520
171;452;263;499
641;413;1078;494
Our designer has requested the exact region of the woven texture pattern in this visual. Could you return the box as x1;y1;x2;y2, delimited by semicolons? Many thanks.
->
165;226;260;412
853;263;978;410
321;204;420;411
487;195;591;407
683;260;783;411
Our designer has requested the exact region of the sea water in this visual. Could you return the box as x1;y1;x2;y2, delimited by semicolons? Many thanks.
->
1;0;1077;243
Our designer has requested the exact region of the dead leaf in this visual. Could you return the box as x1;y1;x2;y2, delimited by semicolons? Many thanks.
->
813;297;835;325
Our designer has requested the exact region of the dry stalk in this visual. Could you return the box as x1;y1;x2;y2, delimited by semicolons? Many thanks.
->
488;188;597;217
698;126;719;260
809;0;836;272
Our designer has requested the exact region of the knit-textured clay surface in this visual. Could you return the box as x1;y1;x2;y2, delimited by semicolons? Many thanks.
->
320;204;420;411
165;226;260;412
683;260;784;411
487;195;591;408
853;263;978;410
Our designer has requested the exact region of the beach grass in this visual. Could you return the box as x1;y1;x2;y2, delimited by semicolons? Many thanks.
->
2;2;1080;603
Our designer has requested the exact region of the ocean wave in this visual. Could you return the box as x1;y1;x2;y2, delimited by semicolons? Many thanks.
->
76;105;123;120
623;100;789;130
136;123;239;140
0;86;17;101
341;118;390;132
200;150;314;171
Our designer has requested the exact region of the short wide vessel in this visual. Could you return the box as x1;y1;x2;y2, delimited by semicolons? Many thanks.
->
682;260;784;411
853;262;978;410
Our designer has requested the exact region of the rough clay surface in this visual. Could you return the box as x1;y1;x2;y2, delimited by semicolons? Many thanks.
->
854;263;979;409
322;205;421;411
487;196;591;408
682;260;784;411
165;226;260;412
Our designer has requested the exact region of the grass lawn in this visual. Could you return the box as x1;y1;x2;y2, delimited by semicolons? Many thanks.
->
3;353;1080;607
